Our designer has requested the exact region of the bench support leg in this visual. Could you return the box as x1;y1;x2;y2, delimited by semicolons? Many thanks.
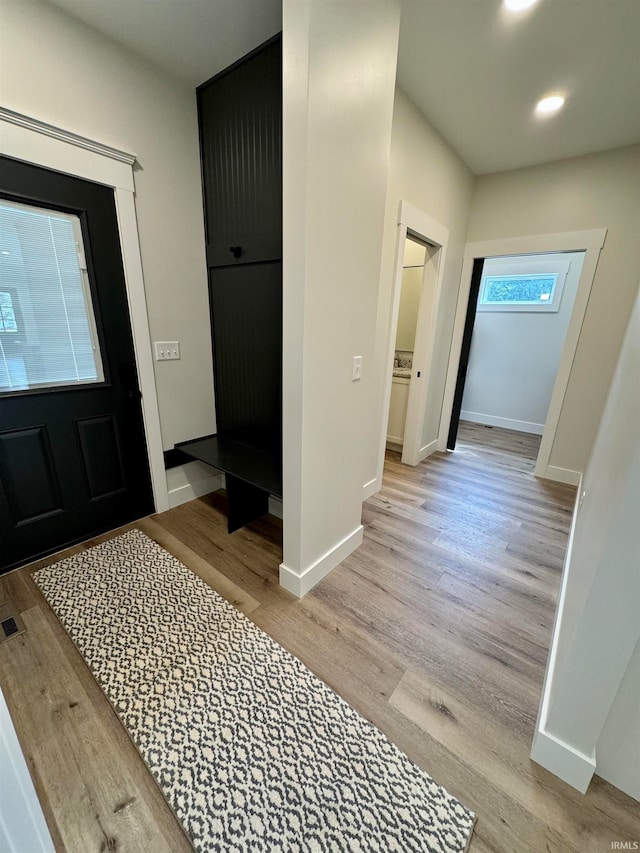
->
225;475;270;533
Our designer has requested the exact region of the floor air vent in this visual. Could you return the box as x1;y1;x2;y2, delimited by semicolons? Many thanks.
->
0;600;26;643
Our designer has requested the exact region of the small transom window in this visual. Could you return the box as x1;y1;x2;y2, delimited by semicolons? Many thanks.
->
480;273;559;307
477;257;570;313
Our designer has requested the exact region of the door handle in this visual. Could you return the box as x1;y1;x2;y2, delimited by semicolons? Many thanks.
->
229;245;243;259
119;364;141;400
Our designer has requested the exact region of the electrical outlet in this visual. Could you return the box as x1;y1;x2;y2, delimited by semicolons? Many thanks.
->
154;341;180;361
352;355;362;381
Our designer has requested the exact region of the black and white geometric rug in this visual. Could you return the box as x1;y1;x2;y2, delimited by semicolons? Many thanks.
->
34;529;475;852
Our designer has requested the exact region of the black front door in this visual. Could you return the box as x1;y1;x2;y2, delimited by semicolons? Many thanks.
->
0;156;154;573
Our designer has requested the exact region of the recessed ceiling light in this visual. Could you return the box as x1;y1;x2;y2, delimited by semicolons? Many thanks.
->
535;95;566;116
504;0;539;11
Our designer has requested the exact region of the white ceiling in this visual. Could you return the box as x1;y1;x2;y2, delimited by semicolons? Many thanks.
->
47;0;282;87
397;0;640;174
46;0;640;175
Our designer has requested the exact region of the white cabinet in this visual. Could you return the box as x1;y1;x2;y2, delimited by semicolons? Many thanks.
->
387;376;410;447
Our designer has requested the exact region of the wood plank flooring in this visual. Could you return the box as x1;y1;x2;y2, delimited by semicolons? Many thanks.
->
1;422;638;852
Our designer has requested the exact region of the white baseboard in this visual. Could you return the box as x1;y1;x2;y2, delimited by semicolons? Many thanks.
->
166;461;225;509
268;496;283;519
417;438;439;462
279;525;364;598
460;411;545;435
530;727;596;794
543;465;582;487
362;477;379;501
385;440;403;452
530;476;594;793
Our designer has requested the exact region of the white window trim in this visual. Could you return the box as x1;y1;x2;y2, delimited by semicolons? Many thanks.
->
477;256;572;314
478;273;560;312
0;107;169;512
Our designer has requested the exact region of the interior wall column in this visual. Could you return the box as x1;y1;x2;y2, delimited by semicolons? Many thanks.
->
281;0;401;596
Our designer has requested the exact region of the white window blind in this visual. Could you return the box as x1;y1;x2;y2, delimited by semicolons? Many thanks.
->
0;199;104;393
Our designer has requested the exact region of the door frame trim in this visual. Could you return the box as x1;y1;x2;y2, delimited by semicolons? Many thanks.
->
372;201;448;496
0;107;137;166
438;228;607;481
0;109;169;512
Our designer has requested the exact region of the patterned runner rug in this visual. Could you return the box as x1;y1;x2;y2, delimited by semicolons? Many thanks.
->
34;528;475;852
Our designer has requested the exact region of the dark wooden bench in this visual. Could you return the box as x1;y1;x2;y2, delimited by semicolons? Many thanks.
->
175;434;281;533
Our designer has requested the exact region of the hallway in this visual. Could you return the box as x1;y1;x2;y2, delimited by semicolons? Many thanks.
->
361;421;569;741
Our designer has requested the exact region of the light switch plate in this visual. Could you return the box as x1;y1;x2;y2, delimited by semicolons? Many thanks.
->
154;341;180;361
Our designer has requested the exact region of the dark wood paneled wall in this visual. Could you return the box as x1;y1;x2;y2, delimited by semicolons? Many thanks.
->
197;36;282;467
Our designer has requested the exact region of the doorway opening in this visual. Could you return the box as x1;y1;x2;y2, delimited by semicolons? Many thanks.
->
385;235;429;453
372;202;449;497
0;157;155;574
439;229;607;485
446;251;586;457
1;107;168;518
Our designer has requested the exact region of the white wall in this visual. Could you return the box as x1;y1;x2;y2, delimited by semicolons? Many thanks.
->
367;88;475;488
282;0;400;595
597;639;640;801
0;0;213;451
396;265;422;352
397;236;427;354
532;287;640;797
467;145;640;474
461;252;585;434
403;238;427;267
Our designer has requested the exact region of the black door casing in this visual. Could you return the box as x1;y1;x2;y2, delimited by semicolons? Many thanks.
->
0;156;154;573
447;257;485;451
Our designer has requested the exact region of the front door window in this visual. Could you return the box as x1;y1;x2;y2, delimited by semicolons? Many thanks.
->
0;199;105;393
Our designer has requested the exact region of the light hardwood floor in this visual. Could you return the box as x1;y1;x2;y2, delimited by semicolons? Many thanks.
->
1;422;638;852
